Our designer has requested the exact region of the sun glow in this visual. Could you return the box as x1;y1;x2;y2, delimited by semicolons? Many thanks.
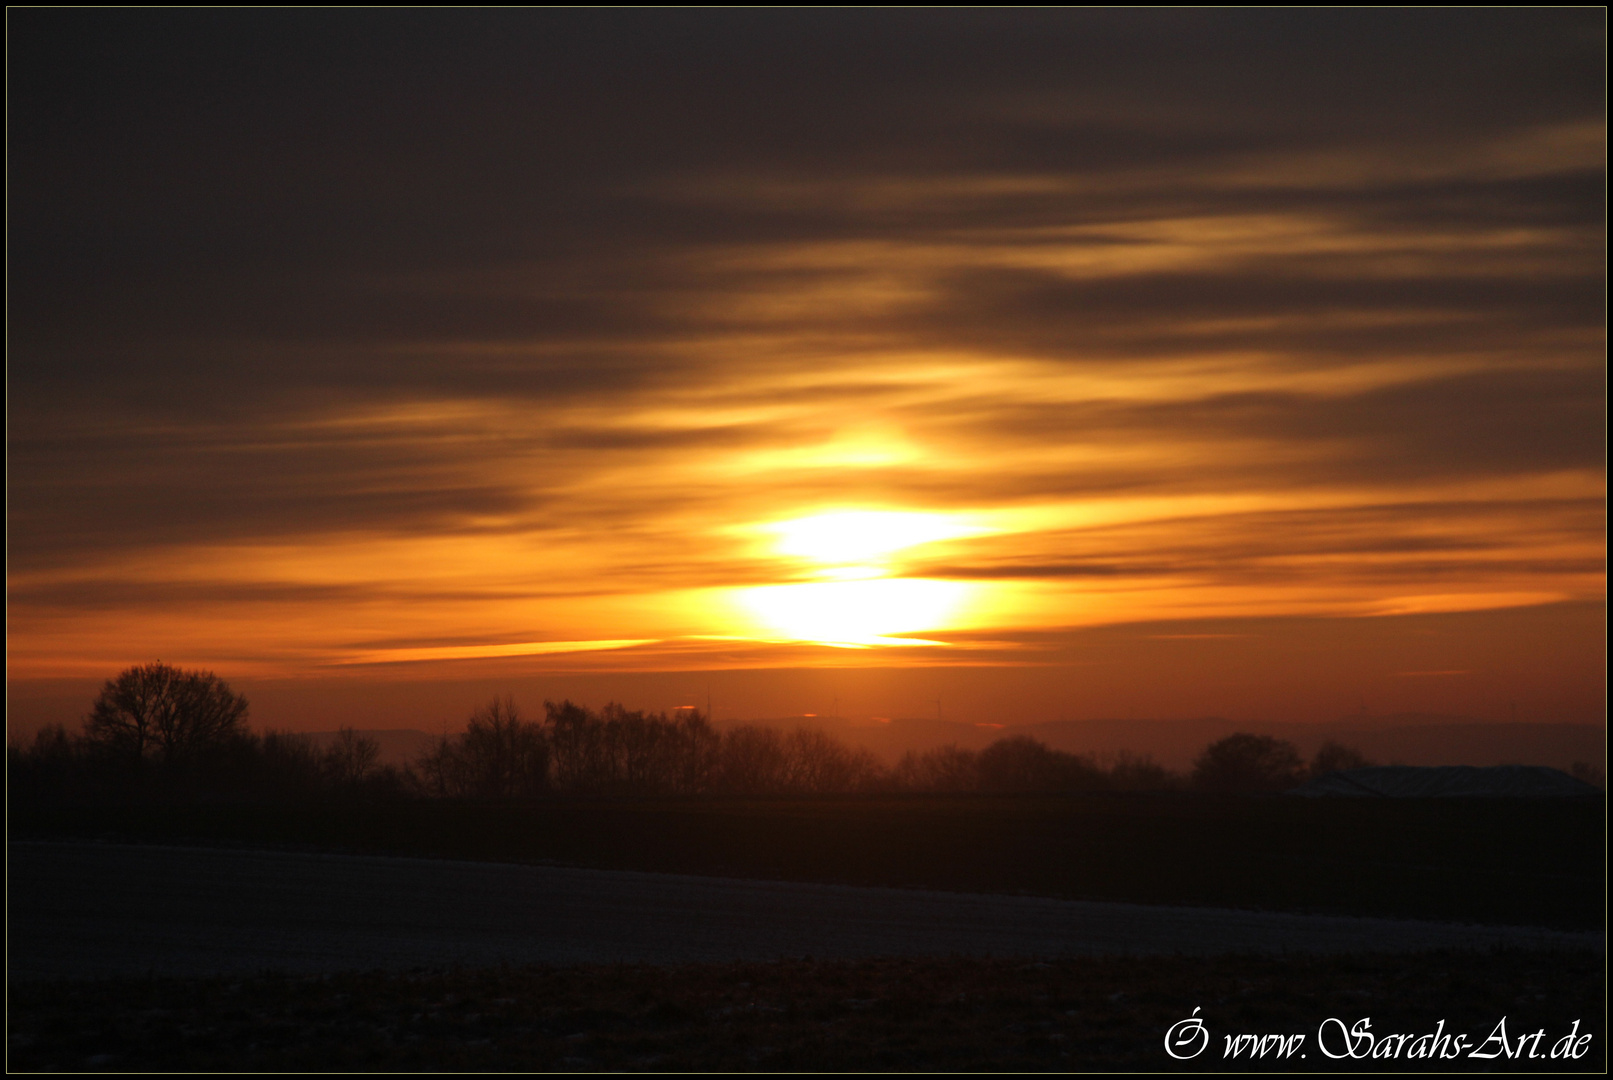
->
739;577;974;646
734;510;988;644
763;510;982;564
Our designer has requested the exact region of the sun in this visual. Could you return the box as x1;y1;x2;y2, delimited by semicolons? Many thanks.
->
762;510;981;564
736;509;985;645
739;577;973;647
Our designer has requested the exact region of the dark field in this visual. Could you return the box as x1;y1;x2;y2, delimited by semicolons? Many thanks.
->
11;796;1604;1071
20;842;1592;982
8;951;1603;1072
13;793;1604;928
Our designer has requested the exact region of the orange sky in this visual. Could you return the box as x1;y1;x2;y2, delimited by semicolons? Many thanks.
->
7;11;1604;736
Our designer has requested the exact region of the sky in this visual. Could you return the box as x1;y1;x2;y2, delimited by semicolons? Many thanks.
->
7;10;1605;736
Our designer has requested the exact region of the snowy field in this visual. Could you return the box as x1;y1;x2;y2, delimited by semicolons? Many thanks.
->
10;840;1602;981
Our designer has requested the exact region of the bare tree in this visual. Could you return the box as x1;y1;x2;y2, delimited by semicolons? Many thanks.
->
254;730;326;795
412;700;548;798
785;727;883;792
668;710;722;793
84;662;249;761
460;698;549;797
1192;733;1304;793
1102;750;1178;791
893;744;980;792
977;735;1105;792
717;725;793;794
324;727;382;787
541;700;726;794
546;699;609;791
413;730;466;797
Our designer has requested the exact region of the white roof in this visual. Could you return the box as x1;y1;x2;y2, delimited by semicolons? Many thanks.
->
1290;765;1600;798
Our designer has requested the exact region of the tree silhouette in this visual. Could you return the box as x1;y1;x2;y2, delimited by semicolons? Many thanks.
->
462;697;548;797
977;735;1105;792
784;727;882;793
667;709;722;793
418;698;549;798
535;701;724;794
324;727;383;788
1104;751;1176;791
716;724;793;794
894;744;980;792
84;662;249;761
545;699;608;791
1309;741;1371;777
1192;733;1304;793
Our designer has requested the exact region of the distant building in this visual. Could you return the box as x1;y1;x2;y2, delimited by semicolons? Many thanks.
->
1289;765;1601;798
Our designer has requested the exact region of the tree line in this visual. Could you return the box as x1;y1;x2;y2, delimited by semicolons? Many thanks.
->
411;698;895;798
10;662;1377;803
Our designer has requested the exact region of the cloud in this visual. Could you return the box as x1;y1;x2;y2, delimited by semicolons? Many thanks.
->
6;11;1604;679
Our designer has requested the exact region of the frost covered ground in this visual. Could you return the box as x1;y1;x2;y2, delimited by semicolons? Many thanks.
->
10;841;1599;982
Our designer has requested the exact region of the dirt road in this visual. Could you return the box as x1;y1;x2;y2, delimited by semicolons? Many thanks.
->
9;841;1601;981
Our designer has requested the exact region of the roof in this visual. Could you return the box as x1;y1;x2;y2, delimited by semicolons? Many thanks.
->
1289;765;1601;798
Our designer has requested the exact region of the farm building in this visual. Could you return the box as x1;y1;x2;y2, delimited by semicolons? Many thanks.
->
1290;765;1600;798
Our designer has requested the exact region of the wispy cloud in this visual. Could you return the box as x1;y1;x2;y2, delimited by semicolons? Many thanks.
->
7;10;1603;688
